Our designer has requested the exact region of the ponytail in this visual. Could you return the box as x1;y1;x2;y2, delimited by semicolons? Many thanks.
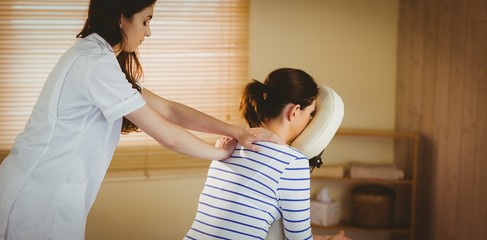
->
240;80;267;128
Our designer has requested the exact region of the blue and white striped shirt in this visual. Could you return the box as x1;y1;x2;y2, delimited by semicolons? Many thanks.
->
185;142;312;240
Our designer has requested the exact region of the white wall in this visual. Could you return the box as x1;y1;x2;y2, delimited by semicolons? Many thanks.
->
86;171;208;240
249;0;398;129
86;0;399;239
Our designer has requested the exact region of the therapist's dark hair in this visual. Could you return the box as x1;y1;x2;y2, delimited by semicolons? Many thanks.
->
77;0;157;133
240;68;318;128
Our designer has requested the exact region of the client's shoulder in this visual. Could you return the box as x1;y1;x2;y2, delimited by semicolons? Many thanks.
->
250;142;305;159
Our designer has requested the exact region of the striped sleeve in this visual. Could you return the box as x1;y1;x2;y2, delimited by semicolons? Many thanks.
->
277;155;313;240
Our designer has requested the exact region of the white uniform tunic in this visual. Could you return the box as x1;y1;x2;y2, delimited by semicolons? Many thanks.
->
0;33;145;240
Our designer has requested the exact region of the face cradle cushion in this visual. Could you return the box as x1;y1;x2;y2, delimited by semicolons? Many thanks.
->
291;85;345;169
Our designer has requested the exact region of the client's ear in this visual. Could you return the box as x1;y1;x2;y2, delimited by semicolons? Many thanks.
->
290;86;344;168
286;104;301;121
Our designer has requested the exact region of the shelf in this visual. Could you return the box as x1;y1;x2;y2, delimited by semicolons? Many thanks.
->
312;221;411;235
336;128;419;139
312;128;419;240
311;176;413;185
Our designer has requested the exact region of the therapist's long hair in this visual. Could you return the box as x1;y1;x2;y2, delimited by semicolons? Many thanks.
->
77;0;157;134
240;68;318;128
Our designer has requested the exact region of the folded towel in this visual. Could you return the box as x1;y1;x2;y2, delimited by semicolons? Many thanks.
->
350;162;404;180
312;165;345;178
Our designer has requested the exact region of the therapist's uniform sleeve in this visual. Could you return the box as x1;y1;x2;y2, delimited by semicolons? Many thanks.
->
84;57;146;123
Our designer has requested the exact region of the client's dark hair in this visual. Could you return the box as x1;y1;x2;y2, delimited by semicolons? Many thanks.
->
240;68;318;128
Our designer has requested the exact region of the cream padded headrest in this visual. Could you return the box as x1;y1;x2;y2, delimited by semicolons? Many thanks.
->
290;85;344;158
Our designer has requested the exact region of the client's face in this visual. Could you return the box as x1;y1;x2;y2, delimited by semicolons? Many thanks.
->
290;100;316;142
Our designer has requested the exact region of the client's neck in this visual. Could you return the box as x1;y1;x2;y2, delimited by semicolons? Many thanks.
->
263;121;292;145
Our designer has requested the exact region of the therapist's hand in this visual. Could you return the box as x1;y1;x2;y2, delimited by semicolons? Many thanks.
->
215;136;237;159
236;127;283;151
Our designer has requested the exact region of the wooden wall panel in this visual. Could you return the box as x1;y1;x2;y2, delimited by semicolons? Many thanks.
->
396;0;487;239
471;1;487;238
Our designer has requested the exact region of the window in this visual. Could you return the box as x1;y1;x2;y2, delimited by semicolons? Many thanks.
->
0;0;249;176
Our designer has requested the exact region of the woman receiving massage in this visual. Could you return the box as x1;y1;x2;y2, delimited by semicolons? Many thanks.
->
184;68;350;240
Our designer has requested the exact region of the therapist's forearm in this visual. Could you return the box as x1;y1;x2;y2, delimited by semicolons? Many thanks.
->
166;101;241;137
126;105;232;160
141;88;243;138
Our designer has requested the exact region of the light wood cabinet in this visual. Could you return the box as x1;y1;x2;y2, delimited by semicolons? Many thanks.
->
311;128;419;240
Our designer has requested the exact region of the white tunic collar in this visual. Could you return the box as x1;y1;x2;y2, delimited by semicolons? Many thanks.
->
78;33;114;54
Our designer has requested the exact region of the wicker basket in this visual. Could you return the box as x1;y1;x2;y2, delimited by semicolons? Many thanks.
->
352;184;395;228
